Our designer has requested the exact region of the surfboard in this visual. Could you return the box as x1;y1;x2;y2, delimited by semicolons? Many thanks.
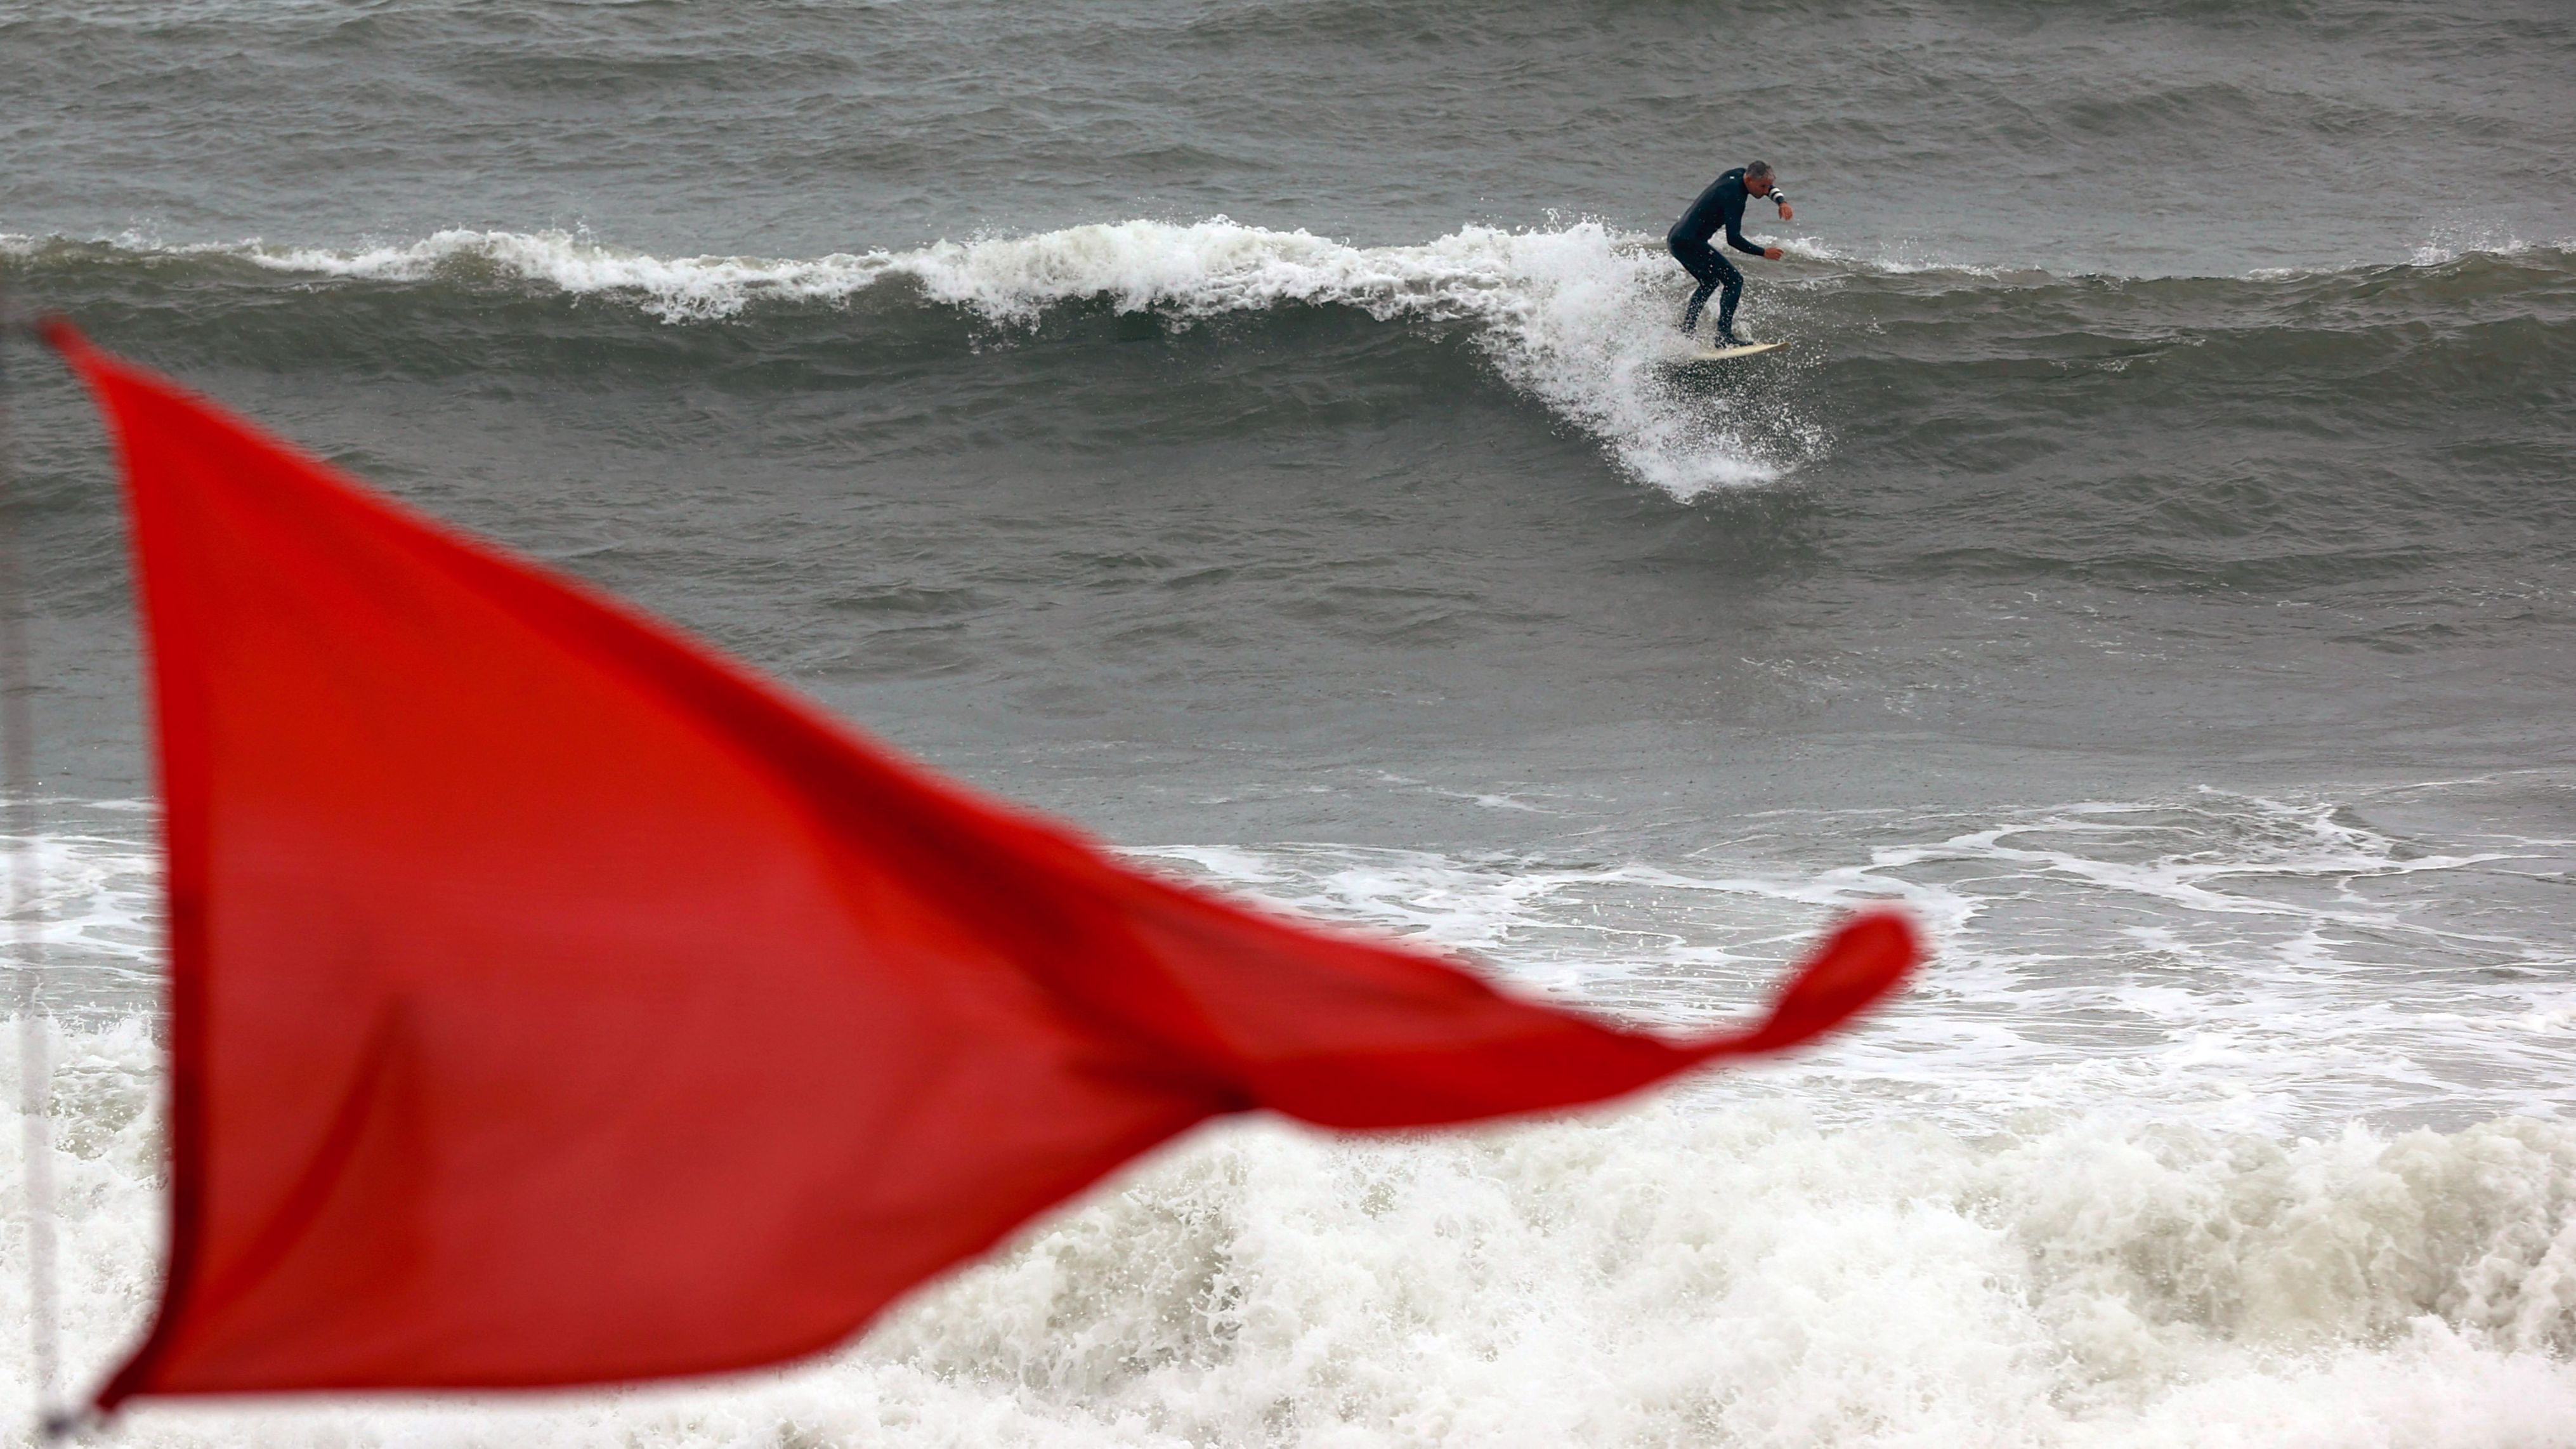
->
1679;340;1788;362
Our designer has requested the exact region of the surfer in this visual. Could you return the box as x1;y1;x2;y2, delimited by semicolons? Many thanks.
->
1668;159;1790;345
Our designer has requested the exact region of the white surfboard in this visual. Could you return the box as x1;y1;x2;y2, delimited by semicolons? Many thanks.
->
1680;340;1788;362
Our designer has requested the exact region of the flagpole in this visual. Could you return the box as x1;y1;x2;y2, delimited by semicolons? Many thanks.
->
0;284;67;1441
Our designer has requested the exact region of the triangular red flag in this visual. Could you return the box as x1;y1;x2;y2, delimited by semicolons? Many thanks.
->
48;322;1918;1410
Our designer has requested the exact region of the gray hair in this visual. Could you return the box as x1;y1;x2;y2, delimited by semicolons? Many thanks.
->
1746;160;1775;182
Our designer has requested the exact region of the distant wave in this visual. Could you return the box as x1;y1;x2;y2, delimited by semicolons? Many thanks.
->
8;223;2571;501
13;221;2563;321
1773;229;2573;284
11;221;1824;497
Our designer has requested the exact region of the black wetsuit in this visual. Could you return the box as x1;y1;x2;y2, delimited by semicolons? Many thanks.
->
1668;167;1774;338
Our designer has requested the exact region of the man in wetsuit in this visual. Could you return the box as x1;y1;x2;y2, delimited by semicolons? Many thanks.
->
1668;159;1791;345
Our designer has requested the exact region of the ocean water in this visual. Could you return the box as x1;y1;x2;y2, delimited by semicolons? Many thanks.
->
4;0;2576;1443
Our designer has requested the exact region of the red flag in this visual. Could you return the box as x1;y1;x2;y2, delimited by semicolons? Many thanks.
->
48;322;1918;1410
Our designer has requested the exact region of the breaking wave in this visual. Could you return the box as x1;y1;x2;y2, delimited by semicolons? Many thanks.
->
6;1018;2575;1448
7;222;2570;508
9;221;1828;497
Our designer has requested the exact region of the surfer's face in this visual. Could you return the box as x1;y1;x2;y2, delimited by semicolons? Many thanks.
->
1746;174;1774;197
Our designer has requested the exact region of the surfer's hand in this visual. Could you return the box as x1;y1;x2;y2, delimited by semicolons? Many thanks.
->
1764;246;1785;261
1777;202;1795;221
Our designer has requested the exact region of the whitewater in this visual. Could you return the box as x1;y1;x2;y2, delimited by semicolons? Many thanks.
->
7;773;2576;1446
12;1023;2576;1449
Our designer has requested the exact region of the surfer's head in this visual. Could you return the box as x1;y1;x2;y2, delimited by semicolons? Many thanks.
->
1744;161;1776;196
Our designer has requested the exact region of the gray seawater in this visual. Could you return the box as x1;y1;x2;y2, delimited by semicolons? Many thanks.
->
5;1;2576;1444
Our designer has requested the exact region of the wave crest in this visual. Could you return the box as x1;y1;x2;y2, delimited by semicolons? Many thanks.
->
20;221;1803;497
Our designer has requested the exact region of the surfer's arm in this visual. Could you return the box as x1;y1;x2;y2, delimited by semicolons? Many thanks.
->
1723;215;1767;257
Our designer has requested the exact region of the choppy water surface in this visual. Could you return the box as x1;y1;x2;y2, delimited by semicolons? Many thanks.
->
4;0;2575;1443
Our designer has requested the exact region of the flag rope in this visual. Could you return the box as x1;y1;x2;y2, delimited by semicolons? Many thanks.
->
0;290;68;1441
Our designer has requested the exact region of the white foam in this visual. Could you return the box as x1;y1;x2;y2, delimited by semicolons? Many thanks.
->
220;228;890;322
0;826;164;989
